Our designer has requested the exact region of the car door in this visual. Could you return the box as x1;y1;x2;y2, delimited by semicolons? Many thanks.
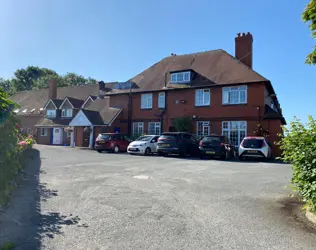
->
150;136;159;153
121;135;129;151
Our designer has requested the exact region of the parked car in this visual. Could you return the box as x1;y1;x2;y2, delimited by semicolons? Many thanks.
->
95;133;130;153
127;135;160;155
199;135;235;160
157;132;199;157
238;136;272;160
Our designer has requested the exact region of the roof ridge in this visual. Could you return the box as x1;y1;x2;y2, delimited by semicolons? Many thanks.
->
166;49;223;58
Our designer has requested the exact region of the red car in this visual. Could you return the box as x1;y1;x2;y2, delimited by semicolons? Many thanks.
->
95;133;130;153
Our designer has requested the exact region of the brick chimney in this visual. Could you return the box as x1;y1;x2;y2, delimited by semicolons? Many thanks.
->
235;32;253;68
48;79;57;99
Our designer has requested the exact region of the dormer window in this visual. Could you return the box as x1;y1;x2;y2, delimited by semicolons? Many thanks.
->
170;71;191;83
46;110;56;118
62;109;73;118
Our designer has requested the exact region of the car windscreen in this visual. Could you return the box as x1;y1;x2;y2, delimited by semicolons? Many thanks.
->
202;136;222;145
159;134;179;141
242;138;263;148
136;136;152;141
98;134;111;140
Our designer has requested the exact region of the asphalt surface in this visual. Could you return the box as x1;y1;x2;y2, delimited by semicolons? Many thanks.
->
1;145;316;250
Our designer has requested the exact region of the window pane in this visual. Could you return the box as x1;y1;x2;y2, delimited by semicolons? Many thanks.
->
240;90;246;103
239;86;247;91
223;89;229;104
177;73;184;82
229;91;239;104
203;91;210;105
171;74;177;83
184;72;190;81
222;121;229;129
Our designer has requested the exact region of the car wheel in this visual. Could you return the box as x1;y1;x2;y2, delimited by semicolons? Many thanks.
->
145;147;151;155
97;150;102;153
113;145;119;153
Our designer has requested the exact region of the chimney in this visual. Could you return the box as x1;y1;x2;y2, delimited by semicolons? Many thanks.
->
48;79;57;99
98;81;105;99
235;32;253;68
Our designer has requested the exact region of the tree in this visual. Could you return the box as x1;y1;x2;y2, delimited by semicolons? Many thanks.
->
172;117;193;133
302;0;316;64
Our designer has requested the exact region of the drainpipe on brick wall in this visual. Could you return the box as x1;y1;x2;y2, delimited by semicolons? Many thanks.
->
127;87;132;136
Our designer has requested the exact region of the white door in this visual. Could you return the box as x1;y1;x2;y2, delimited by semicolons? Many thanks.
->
53;128;63;145
150;136;159;153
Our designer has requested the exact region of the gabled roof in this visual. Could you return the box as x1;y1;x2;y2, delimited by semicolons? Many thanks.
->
263;104;286;125
59;97;85;109
10;84;100;116
35;118;72;127
107;49;268;95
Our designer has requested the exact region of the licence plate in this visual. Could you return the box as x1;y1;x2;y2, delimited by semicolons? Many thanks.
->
161;144;170;147
129;148;137;151
248;150;258;153
206;151;215;154
98;141;105;144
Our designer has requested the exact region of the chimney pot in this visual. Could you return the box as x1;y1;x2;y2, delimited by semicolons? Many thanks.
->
235;32;253;68
48;79;57;99
237;33;241;37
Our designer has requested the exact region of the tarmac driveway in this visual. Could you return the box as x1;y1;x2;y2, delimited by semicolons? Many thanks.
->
1;145;316;250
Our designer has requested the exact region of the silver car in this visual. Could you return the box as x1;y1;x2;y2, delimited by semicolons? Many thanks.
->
238;136;272;160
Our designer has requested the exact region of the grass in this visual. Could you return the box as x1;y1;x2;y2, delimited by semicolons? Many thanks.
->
0;242;14;250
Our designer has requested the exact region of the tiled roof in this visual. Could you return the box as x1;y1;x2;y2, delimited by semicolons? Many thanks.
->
35;118;72;127
10;84;100;115
107;49;268;95
65;97;85;109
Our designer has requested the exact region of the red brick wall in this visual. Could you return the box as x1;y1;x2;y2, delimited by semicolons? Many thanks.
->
36;128;51;145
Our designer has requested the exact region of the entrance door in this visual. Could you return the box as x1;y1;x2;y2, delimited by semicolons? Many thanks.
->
53;128;63;145
83;131;90;147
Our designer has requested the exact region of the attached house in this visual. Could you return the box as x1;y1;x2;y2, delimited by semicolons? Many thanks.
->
10;32;285;156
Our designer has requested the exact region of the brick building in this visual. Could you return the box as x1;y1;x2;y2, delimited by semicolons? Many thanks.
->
10;32;285;156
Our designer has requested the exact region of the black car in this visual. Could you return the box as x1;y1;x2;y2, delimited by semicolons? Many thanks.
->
157;132;199;157
199;135;235;160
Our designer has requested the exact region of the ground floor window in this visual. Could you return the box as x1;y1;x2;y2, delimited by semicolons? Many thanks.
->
148;122;161;135
40;128;48;136
222;121;247;146
196;121;210;137
132;122;144;136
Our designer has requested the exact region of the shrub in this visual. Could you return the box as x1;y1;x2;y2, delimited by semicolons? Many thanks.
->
278;116;316;212
172;117;192;132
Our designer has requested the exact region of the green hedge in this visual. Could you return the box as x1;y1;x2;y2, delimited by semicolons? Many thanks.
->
278;116;316;212
0;89;22;206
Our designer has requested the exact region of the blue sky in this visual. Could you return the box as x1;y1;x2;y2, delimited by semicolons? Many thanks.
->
0;0;314;123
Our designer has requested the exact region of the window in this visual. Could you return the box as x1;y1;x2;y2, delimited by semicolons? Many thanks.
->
132;122;144;135
46;110;56;118
196;121;210;136
222;121;247;147
62;109;73;117
195;89;210;106
40;128;48;136
141;94;152;109
158;92;165;108
170;71;191;83
222;86;247;104
67;131;72;138
148;122;161;135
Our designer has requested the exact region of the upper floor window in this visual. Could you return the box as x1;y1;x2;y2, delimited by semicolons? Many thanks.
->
46;110;56;118
158;92;165;108
141;93;152;109
222;86;247;105
195;89;210;106
62;109;73;118
171;71;191;83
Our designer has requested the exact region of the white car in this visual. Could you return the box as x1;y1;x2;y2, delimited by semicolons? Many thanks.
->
127;135;160;155
238;136;272;160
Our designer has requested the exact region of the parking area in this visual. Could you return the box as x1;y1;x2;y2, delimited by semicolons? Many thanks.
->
1;145;316;250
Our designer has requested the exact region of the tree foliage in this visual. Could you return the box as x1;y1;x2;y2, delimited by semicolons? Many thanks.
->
302;0;316;64
278;116;316;212
1;66;97;95
172;117;193;132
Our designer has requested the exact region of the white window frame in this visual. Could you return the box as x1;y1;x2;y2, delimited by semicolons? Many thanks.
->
67;130;72;138
62;109;73;118
222;86;247;105
46;110;56;118
195;89;211;106
148;122;161;135
141;93;153;109
196;121;210;136
40;128;48;136
222;121;247;147
170;71;191;84
132;122;144;135
158;92;165;108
